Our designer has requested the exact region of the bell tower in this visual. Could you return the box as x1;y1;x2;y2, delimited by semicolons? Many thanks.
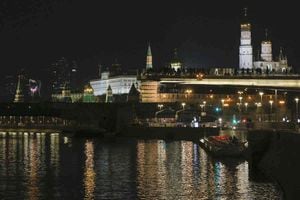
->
261;29;273;62
146;43;153;70
239;8;253;69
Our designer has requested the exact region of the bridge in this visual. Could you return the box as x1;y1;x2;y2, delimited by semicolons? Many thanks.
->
160;77;300;90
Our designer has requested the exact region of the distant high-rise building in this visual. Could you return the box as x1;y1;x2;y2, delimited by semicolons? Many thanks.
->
239;8;253;69
1;75;17;102
50;57;80;95
146;43;153;70
70;60;79;92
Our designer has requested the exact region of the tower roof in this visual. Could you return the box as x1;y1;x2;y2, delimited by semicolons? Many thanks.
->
171;48;181;63
128;83;140;96
241;7;250;24
262;28;271;43
107;85;112;91
147;43;152;56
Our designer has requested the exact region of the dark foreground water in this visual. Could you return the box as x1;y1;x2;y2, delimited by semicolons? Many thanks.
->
0;131;281;200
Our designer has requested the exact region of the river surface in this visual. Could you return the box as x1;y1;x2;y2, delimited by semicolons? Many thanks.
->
0;131;281;200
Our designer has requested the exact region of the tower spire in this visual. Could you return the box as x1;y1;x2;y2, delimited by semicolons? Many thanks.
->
244;7;248;17
146;43;153;70
14;75;24;103
265;28;269;41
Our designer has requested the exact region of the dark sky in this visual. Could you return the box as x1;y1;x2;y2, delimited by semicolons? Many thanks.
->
0;0;299;79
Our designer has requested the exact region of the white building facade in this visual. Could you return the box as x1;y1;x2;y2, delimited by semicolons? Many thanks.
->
90;73;140;96
239;9;291;73
239;10;253;69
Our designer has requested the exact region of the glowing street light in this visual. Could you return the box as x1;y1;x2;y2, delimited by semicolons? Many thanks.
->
203;101;207;112
269;100;274;121
295;98;299;121
259;92;264;103
158;104;164;110
221;99;225;107
181;102;186;110
238;96;243;104
244;102;249;112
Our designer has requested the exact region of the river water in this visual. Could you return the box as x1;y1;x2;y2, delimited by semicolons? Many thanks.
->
0;131;281;200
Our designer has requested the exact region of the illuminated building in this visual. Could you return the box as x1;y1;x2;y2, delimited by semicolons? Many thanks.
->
90;61;140;99
239;8;253;69
14;75;24;103
140;81;159;102
170;48;183;72
146;43;153;70
239;8;292;73
51;84;84;103
83;85;96;103
253;38;291;73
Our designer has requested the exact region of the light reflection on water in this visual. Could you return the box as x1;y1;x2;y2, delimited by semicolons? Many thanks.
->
0;132;281;199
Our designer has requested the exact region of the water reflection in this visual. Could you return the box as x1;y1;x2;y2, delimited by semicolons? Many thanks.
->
83;140;95;200
0;132;280;200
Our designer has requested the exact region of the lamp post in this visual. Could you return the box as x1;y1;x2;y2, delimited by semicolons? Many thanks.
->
295;98;299;122
203;101;206;112
185;89;192;102
181;102;186;110
221;99;225;107
259;92;264;103
158;104;164;110
244;102;249;112
269;100;274;121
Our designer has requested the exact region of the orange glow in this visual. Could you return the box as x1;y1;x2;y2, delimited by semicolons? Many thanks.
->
223;103;230;107
279;101;285;105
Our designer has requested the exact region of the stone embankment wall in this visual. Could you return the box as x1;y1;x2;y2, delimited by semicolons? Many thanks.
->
247;130;300;200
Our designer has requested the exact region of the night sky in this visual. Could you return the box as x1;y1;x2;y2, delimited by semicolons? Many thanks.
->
0;0;299;79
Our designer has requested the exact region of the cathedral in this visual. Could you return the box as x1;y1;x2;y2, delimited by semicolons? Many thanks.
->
239;9;292;73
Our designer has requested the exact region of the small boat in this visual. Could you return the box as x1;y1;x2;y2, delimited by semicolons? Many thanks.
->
199;135;247;157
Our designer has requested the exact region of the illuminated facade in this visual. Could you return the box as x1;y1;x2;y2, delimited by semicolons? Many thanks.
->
14;75;24;103
239;8;253;69
239;9;291;73
146;44;153;70
253;37;291;73
170;49;183;72
90;75;140;96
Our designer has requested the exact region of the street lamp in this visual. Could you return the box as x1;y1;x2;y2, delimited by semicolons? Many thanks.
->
158;104;164;110
245;102;249;112
269;100;274;121
181;102;186;110
221;99;225;107
239;96;243;103
295;98;299;121
185;89;192;101
259;92;264;103
203;101;207;112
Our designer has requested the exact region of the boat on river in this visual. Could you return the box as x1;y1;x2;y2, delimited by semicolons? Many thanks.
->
199;135;247;157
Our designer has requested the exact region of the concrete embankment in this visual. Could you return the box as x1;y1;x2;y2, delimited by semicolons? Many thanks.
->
118;127;219;141
247;130;300;200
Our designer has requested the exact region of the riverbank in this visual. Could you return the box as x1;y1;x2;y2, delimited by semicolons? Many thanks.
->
117;127;219;141
247;129;300;200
